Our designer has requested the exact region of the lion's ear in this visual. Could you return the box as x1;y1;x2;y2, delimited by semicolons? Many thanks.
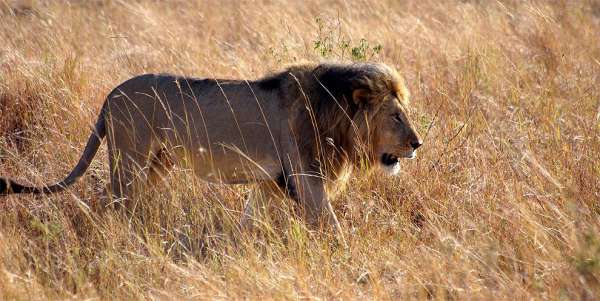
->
352;88;372;106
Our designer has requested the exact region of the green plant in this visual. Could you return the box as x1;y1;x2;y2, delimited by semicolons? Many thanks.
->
313;17;383;61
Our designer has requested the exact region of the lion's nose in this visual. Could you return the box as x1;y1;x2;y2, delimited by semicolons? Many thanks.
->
411;141;422;150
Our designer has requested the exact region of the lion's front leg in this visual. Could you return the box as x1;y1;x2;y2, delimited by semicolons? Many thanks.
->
291;174;346;246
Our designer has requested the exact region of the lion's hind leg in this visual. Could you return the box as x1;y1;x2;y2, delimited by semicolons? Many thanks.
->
107;132;157;215
108;152;146;214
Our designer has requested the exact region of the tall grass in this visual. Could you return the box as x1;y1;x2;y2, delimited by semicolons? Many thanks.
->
0;0;599;299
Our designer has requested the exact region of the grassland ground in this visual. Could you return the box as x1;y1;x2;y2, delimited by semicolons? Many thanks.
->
0;0;599;299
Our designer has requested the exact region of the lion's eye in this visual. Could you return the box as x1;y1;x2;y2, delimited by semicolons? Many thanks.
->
393;113;402;123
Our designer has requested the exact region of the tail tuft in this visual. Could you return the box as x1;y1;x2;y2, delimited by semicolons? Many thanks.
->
0;177;26;194
0;178;7;194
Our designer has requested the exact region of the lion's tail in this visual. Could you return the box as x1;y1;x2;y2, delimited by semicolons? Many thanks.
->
0;109;106;195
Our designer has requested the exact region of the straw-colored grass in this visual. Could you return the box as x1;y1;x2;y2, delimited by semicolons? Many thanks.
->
1;0;599;299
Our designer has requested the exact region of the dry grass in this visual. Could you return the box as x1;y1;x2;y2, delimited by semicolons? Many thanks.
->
0;0;599;299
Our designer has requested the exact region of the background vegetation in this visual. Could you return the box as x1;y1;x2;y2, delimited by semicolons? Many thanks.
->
0;0;599;299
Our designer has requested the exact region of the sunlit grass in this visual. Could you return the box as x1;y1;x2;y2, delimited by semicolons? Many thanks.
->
0;0;599;299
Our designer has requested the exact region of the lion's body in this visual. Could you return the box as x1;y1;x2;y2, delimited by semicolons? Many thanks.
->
106;74;289;187
0;63;422;239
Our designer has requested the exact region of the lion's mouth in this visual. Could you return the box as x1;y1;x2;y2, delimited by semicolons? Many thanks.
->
381;151;417;165
381;153;399;166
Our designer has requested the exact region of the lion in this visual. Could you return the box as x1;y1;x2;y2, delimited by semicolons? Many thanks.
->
0;62;422;240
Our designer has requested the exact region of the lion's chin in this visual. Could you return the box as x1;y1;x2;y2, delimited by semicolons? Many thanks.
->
380;153;400;175
381;162;401;175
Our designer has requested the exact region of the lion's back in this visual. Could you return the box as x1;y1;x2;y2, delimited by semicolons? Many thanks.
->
104;72;288;156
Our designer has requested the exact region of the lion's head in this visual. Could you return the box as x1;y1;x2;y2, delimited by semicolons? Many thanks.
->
287;62;422;176
347;64;422;175
367;78;422;174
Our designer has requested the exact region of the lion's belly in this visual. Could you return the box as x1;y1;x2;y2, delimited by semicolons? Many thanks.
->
197;159;282;184
172;125;284;184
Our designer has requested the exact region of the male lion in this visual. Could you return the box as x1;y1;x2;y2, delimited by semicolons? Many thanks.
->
0;62;422;237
